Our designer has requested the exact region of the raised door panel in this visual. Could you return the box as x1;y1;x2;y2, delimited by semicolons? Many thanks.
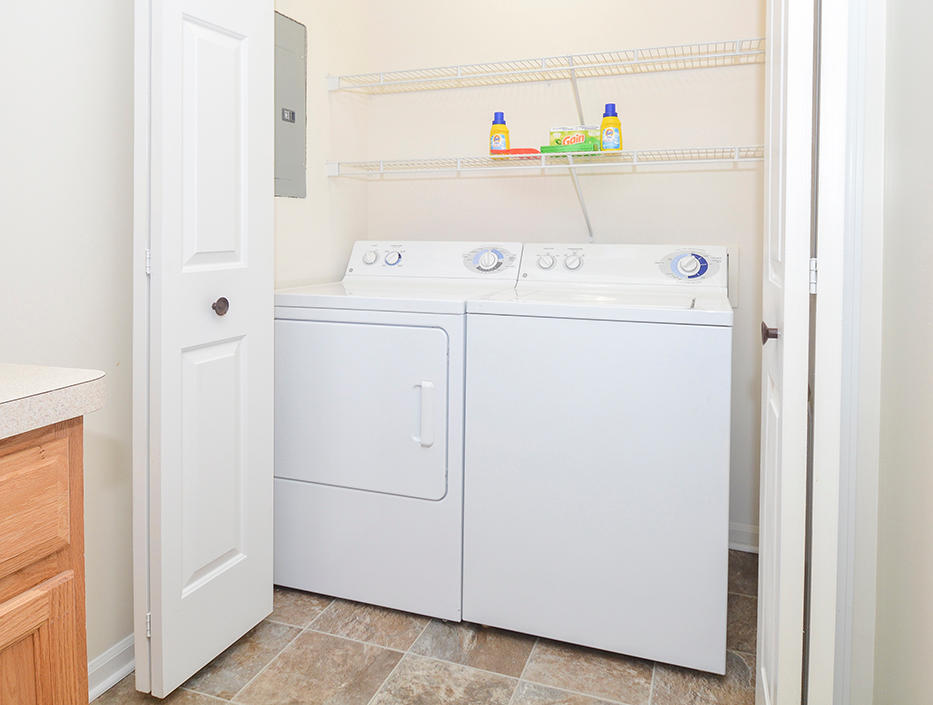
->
0;572;83;705
0;635;41;705
0;436;70;581
181;16;247;271
179;338;247;595
274;320;450;500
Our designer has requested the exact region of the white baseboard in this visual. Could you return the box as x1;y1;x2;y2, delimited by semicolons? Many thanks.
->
730;522;759;553
88;634;135;702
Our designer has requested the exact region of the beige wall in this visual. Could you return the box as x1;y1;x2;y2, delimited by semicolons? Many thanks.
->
873;0;933;699
274;0;371;287
275;0;766;544
0;2;135;663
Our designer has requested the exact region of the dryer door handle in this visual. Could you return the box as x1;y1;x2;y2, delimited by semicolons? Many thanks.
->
413;381;435;448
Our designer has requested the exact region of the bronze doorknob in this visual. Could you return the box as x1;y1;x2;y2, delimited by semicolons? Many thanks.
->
761;321;779;345
212;297;230;316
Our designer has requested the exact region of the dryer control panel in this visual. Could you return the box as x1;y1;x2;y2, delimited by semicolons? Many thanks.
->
519;243;729;289
346;241;522;280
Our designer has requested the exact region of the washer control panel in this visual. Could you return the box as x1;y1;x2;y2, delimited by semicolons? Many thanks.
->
345;241;522;280
519;243;729;289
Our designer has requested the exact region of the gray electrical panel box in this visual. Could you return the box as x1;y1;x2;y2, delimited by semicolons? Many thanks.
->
275;12;307;198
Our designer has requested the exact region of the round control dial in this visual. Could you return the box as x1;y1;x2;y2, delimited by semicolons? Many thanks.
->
564;255;583;271
476;250;500;271
384;250;402;266
464;246;515;273
537;255;555;270
677;255;701;275
362;250;378;265
665;251;711;280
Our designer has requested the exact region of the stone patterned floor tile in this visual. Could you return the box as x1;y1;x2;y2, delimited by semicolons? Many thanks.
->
269;586;333;628
410;620;536;677
521;640;653;705
652;651;755;705
728;551;759;597
369;654;516;705
183;620;300;699
232;630;400;704
726;594;758;654
510;680;617;705
92;674;226;703
310;598;430;650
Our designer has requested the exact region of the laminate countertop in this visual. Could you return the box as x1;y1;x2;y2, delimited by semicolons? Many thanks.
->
0;364;105;440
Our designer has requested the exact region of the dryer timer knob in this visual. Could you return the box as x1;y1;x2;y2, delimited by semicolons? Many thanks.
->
537;255;555;270
564;255;583;271
362;250;378;265
384;250;402;266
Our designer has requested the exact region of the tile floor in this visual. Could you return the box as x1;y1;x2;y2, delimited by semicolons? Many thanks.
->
93;551;758;705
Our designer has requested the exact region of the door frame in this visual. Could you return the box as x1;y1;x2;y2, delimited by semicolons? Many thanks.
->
131;0;153;692
806;0;887;701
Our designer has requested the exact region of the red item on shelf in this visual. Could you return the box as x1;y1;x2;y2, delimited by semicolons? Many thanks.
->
497;148;540;155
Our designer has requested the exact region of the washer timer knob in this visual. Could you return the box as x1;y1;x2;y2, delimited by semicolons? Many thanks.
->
362;250;378;265
384;250;402;266
477;250;500;271
677;255;700;275
537;254;555;270
564;255;583;271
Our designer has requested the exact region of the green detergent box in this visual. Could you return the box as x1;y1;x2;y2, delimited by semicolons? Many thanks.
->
540;136;602;153
548;126;601;147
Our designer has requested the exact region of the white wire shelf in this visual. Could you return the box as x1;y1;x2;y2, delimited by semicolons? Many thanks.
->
329;39;765;94
327;146;764;177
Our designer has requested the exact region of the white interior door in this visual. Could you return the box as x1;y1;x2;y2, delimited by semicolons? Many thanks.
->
757;0;815;702
133;0;273;697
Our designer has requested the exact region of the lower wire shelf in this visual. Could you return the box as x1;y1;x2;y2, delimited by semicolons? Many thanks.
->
327;145;764;177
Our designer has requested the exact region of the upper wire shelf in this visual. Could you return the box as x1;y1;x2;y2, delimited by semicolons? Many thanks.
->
327;145;764;177
329;38;765;94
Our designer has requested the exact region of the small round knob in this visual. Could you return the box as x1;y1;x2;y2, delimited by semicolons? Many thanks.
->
761;321;780;345
537;255;555;270
564;255;583;271
211;297;229;316
384;250;401;266
678;255;700;275
477;250;500;271
362;250;378;265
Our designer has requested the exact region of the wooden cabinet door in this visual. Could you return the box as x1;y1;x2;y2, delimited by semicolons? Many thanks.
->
0;571;84;705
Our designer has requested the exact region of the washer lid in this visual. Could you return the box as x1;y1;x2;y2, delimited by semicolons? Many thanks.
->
466;284;733;326
275;279;519;315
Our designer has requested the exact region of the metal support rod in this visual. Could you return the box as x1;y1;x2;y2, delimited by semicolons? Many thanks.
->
567;157;595;242
566;59;594;241
568;57;586;125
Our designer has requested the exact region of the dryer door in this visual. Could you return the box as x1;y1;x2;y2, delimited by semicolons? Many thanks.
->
275;318;449;500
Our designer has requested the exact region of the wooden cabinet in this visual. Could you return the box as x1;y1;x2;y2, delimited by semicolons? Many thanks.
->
0;419;87;705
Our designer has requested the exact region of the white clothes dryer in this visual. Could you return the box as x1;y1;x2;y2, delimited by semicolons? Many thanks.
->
463;243;734;673
274;241;521;620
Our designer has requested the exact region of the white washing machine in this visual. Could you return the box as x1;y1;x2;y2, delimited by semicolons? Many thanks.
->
463;243;733;673
274;240;521;620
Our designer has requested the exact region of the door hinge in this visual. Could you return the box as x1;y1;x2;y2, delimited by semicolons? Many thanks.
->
809;257;818;294
145;248;151;276
145;612;151;638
